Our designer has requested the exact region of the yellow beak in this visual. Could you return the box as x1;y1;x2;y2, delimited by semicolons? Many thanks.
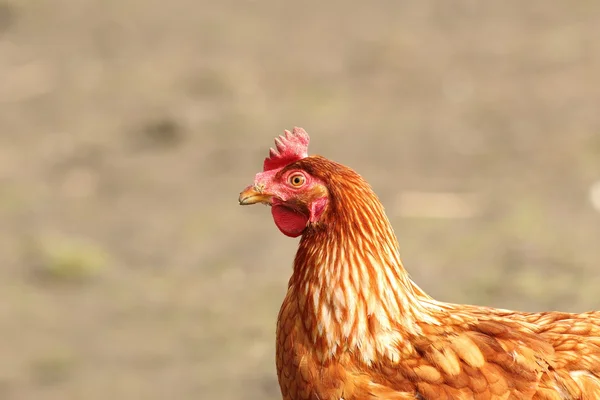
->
238;186;273;205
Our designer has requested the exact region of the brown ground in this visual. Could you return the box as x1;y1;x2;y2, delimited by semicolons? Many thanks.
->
1;1;600;399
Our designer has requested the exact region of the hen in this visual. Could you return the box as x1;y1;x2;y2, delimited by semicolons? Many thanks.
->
238;127;600;400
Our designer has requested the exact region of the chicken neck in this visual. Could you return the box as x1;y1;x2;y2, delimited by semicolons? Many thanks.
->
289;171;441;364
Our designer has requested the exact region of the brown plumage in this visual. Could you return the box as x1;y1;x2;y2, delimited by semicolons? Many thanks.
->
239;128;600;400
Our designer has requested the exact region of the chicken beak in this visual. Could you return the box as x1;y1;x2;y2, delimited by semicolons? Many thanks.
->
238;185;273;206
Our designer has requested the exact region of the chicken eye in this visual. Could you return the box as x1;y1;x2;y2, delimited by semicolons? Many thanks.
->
289;173;306;187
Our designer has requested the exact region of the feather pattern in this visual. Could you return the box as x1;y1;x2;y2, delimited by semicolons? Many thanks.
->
275;156;600;399
240;130;600;400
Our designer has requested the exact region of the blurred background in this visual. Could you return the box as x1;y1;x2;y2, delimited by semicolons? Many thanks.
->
1;1;600;399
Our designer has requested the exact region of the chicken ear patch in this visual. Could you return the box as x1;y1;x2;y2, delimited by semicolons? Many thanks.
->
272;204;308;238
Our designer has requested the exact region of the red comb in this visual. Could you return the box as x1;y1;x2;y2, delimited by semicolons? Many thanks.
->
263;127;310;171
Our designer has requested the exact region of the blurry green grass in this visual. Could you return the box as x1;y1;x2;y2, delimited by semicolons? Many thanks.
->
24;234;109;283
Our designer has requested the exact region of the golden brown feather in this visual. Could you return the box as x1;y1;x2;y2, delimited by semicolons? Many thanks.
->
239;129;600;400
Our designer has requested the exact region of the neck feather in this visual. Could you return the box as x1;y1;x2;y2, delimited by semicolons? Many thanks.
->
289;168;441;364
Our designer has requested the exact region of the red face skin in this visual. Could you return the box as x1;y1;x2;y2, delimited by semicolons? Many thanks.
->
246;167;329;237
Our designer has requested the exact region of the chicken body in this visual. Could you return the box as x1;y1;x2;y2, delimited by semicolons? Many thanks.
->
277;298;600;399
239;129;600;400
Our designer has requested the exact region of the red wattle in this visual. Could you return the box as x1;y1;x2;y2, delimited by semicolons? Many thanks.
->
271;205;308;238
